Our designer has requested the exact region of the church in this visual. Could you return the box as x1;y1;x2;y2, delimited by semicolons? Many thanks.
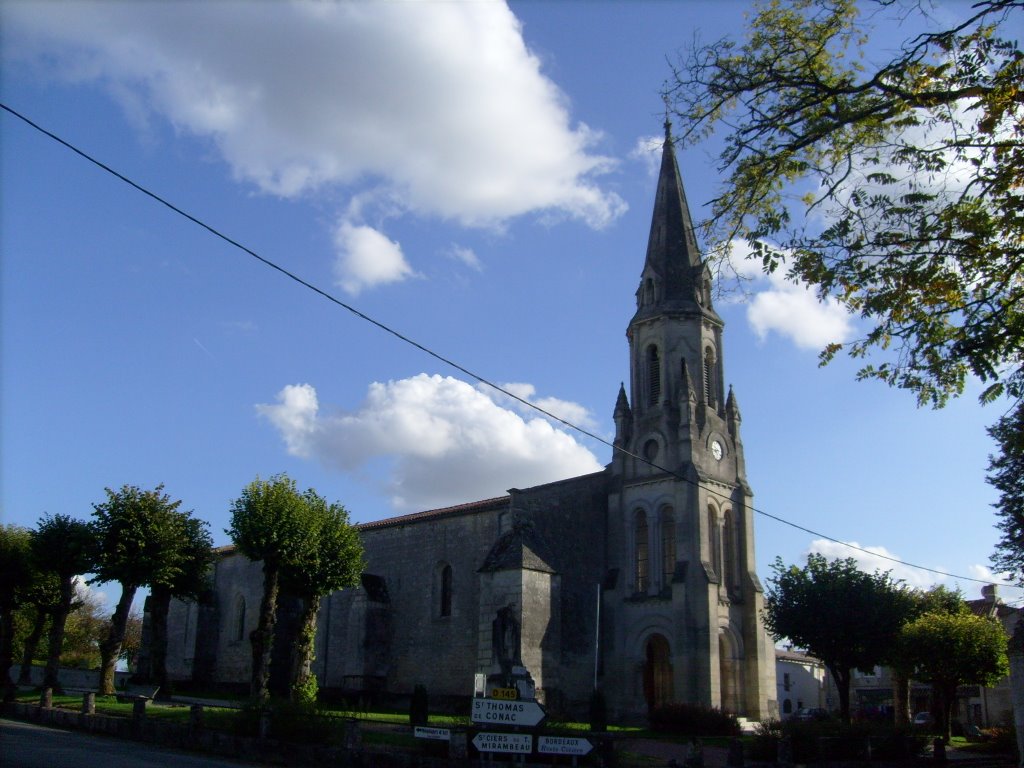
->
161;127;778;722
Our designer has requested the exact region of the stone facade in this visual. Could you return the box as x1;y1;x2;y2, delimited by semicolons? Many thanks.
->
161;128;777;722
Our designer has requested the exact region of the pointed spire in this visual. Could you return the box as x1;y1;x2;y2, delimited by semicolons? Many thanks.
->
682;360;697;402
726;385;741;421
614;382;631;418
639;121;704;308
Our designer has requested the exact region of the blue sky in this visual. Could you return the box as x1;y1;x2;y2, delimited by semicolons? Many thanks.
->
2;0;1016;611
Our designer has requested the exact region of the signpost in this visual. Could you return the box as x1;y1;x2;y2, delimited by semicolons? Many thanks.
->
413;726;451;741
473;732;533;754
471;697;546;727
538;735;593;756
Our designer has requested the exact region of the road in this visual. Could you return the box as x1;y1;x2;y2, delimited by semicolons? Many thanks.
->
0;718;264;768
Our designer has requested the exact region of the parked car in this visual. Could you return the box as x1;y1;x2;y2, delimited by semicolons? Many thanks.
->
792;707;829;722
913;711;934;727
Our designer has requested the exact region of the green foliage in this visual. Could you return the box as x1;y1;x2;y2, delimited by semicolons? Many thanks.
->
90;484;185;590
667;0;1023;570
33;514;95;582
409;683;428;726
668;0;1022;406
227;474;363;704
291;672;319;708
648;702;740;737
227;474;312;570
990;403;1024;580
0;525;34;612
279;490;364;601
899;609;1010;740
764;554;915;721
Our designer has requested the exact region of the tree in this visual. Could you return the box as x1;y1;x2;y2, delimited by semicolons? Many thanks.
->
60;584;110;670
280;490;364;703
90;484;185;695
142;511;213;695
32;514;96;691
900;608;1009;740
666;0;1023;561
0;525;34;700
990;404;1024;579
763;554;916;721
227;474;314;703
888;585;965;727
15;568;61;686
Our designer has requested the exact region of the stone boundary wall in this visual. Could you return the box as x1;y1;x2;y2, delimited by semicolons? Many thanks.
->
1;700;618;768
9;664;130;691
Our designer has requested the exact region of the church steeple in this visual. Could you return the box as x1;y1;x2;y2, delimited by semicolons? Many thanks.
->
635;122;706;316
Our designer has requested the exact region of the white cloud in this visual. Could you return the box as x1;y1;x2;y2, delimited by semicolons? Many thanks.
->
630;134;663;177
447;244;483;272
256;375;603;511
805;538;945;590
726;240;855;350
333;221;417;295
5;1;625;231
486;381;599;432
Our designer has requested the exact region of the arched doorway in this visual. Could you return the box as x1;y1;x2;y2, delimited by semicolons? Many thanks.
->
642;633;673;711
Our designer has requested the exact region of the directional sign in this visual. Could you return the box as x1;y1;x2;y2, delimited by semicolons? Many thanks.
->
473;732;533;754
538;736;593;756
413;726;451;741
471;697;546;727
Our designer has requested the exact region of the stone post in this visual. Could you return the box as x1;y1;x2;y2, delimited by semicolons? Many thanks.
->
344;717;362;751
189;703;204;732
259;708;272;740
132;697;148;722
777;735;793;768
40;688;53;709
684;737;704;767
449;728;468;760
81;692;95;715
726;737;744;767
932;737;947;763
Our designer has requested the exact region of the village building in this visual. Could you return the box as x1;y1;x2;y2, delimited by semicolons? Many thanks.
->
159;125;778;722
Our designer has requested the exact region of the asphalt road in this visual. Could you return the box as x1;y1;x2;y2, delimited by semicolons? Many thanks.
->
0;718;265;768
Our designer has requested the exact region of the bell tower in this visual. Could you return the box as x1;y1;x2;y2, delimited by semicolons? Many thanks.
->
605;124;774;721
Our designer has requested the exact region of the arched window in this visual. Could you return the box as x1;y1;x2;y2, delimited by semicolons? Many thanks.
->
234;596;246;642
661;507;676;589
438;563;453;618
707;505;722;579
703;347;716;406
647;346;661;407
635;510;649;593
723;509;737;594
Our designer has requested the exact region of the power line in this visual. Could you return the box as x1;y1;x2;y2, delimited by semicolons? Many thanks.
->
2;100;1014;592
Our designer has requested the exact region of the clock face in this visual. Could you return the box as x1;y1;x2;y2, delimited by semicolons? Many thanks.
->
711;440;723;461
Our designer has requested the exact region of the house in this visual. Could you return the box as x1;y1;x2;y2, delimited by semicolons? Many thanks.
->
775;648;836;718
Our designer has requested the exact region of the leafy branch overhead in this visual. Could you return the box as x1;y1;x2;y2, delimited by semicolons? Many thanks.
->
666;0;1022;409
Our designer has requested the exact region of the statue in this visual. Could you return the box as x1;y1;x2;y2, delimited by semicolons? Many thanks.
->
491;604;522;675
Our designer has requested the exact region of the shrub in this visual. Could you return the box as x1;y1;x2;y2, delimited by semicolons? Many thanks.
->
410;684;428;726
648;703;740;737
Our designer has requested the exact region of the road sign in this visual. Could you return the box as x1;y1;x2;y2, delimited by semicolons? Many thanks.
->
471;697;546;727
473;732;533;754
413;726;451;741
490;686;518;700
538;736;593;756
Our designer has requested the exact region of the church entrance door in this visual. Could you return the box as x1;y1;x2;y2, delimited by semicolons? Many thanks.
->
642;633;673;711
